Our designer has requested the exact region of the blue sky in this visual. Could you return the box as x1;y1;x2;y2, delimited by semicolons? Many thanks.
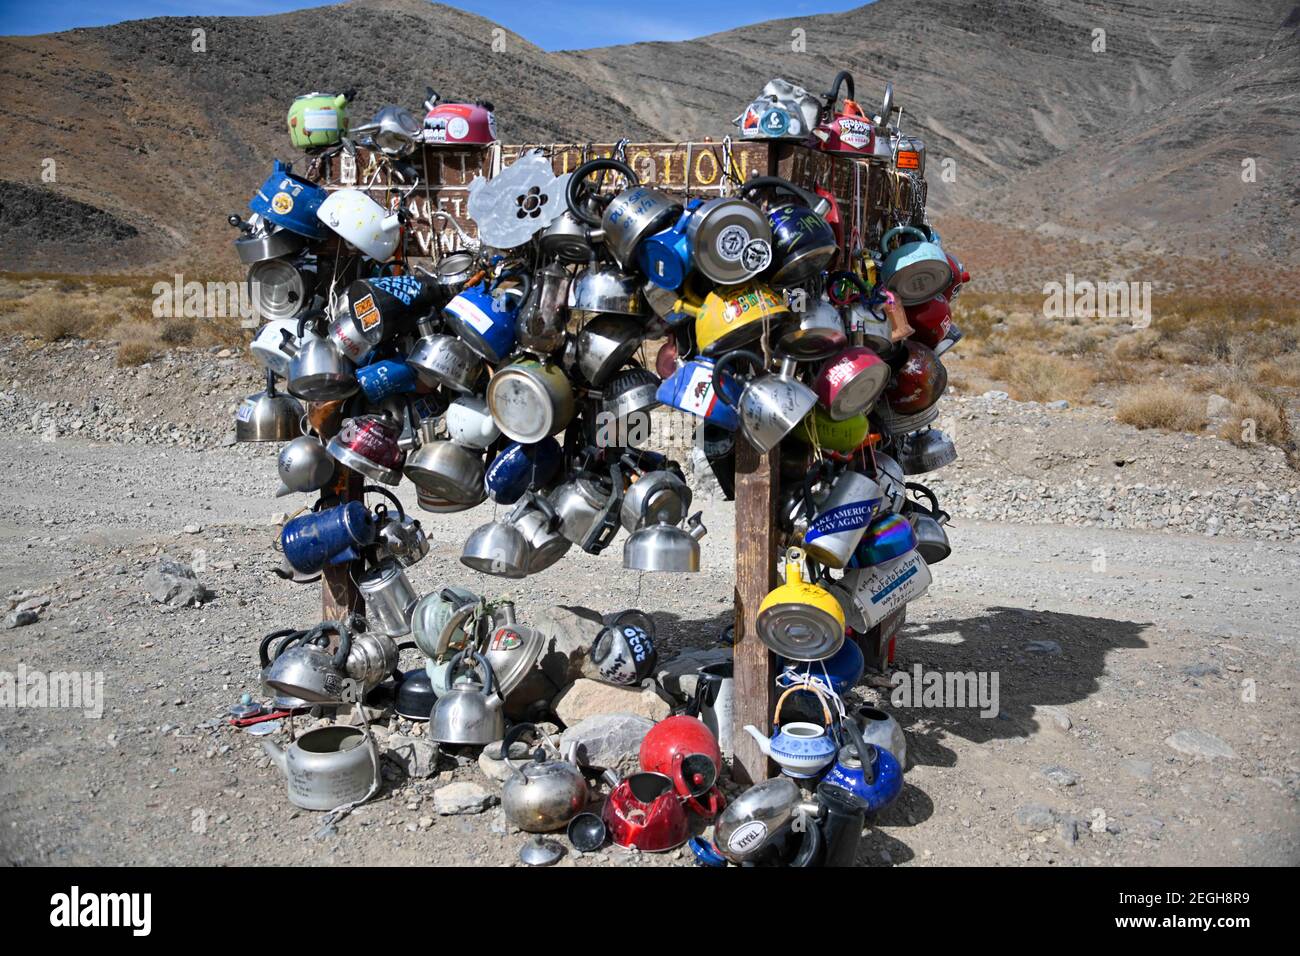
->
0;0;868;48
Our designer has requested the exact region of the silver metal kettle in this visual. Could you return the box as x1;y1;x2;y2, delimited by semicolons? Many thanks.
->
500;722;590;833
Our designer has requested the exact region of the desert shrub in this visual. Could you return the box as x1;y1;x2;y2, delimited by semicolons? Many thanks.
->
1115;384;1207;432
159;318;196;345
27;299;81;342
985;350;1095;403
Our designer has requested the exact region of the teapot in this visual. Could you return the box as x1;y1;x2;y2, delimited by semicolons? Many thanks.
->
712;351;817;454
500;723;590;833
742;684;839;778
756;547;845;661
263;619;353;704
821;719;904;816
428;649;506;746
236;370;305;443
262;724;379;811
275;432;335;497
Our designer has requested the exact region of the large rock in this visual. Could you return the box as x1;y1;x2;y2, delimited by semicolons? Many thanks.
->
554;678;671;725
656;647;731;701
534;605;604;686
559;713;654;770
385;734;439;779
144;557;212;608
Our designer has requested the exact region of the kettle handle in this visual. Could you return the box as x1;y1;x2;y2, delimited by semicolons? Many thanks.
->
904;481;941;520
710;350;765;409
800;459;834;524
450;647;498;699
774;683;833;730
258;628;301;669
842;714;877;784
565;158;641;227
295;307;327;340
501;722;540;770
738;175;821;213
880;225;928;257
311;618;353;671
362;484;406;521
822;70;856;115
488;268;531;311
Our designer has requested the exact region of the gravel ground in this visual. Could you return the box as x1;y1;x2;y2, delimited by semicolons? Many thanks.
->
1;341;1297;866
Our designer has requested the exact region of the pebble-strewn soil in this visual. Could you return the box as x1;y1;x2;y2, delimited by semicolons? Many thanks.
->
1;340;1296;867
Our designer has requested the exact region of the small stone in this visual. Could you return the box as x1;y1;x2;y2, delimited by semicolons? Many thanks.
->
1033;705;1072;734
418;816;434;829
1165;729;1236;760
386;734;439;779
1042;765;1078;787
433;781;495;815
1046;400;1070;410
1014;804;1056;832
1025;639;1061;655
182;524;202;535
5;609;38;629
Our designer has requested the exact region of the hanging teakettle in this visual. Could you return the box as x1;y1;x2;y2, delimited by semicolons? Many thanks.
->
249;160;328;239
422;89;498;145
812;71;875;156
738;176;838;288
286;90;353;150
756;548;845;661
565;158;683;271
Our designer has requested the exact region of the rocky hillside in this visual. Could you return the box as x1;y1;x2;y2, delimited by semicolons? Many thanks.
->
0;0;1296;286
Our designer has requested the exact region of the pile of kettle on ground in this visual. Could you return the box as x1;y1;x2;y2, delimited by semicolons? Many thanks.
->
232;71;965;864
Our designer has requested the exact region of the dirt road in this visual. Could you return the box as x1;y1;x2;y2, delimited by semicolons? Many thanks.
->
1;426;1296;867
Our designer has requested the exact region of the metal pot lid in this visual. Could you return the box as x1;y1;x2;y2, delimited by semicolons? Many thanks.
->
690;199;774;285
755;603;845;661
520;835;565;866
487;369;556;443
249;259;313;321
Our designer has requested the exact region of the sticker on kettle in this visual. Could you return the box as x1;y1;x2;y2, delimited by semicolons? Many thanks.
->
727;821;768;853
714;225;750;262
271;191;295;215
236;400;255;422
489;628;523;651
303;108;339;132
353;293;381;331
447;117;469;141
741;239;772;274
679;366;719;417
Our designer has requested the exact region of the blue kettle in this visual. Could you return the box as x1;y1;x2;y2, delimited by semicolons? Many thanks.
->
656;357;739;431
821;719;904;816
849;513;917;568
279;500;376;575
484;437;563;504
778;637;865;698
638;199;702;291
442;271;530;363
878;226;952;306
249;160;328;240
356;358;419;404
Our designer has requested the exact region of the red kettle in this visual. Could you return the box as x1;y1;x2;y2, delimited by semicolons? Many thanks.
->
602;772;690;852
812;71;875;156
639;714;726;817
904;295;953;350
883;340;948;415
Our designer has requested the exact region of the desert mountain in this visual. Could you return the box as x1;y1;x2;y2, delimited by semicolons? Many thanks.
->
0;0;1296;288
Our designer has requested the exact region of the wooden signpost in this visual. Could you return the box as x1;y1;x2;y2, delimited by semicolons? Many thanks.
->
305;137;893;784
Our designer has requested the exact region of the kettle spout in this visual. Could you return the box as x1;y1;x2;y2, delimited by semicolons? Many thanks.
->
261;737;288;774
742;725;772;757
687;512;707;541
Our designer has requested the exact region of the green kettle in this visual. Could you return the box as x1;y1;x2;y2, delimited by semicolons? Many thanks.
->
287;90;353;150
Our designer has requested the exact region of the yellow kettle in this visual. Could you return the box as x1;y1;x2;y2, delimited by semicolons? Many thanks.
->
756;547;846;660
684;282;791;356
